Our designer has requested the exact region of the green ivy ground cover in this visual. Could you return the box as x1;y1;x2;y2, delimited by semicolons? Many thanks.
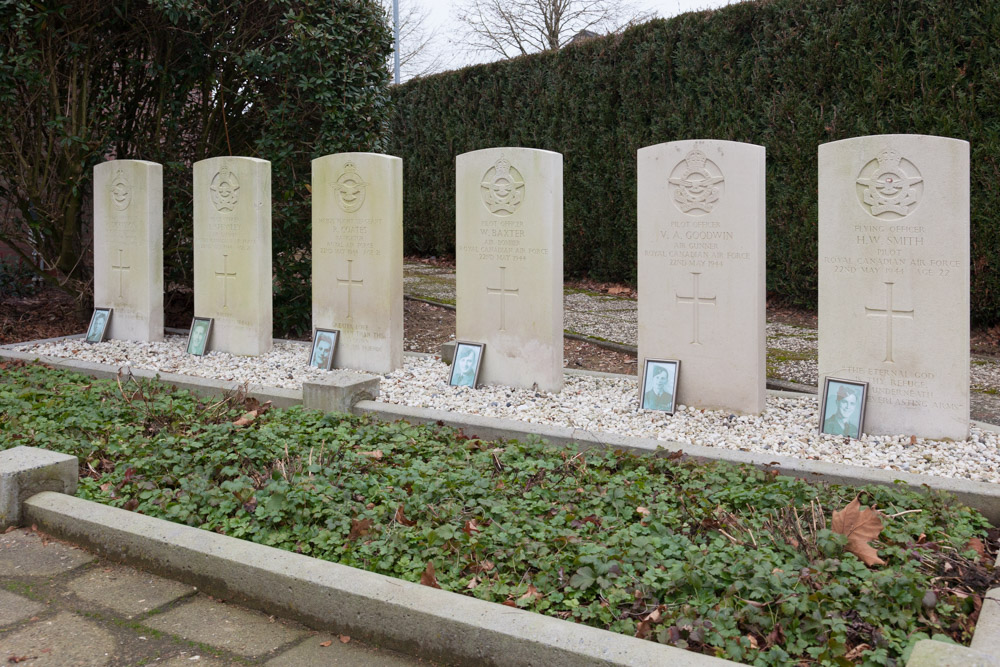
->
1;361;996;666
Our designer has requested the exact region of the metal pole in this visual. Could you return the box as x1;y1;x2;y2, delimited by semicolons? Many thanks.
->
393;0;400;84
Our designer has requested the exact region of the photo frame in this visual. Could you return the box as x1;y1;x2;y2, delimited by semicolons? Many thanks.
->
819;377;868;439
85;307;112;343
308;328;339;370
449;341;485;387
639;358;680;414
186;317;213;356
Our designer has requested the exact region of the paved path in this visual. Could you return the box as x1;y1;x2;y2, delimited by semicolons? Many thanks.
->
0;528;428;666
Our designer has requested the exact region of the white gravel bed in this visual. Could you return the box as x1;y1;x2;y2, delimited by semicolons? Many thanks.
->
564;292;638;346
15;336;329;390
971;359;1000;393
13;337;1000;484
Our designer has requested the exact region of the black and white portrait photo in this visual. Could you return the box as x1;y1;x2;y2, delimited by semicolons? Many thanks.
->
819;378;868;439
640;359;679;414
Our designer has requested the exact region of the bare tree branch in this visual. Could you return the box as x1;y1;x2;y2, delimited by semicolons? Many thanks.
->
455;0;651;59
381;0;454;81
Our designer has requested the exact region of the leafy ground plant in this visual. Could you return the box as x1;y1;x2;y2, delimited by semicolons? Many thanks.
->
1;361;997;666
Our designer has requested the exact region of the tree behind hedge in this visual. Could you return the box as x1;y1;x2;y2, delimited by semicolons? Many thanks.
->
0;0;392;335
389;0;1000;324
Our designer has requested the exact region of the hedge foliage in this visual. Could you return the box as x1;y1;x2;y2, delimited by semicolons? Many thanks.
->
1;0;392;337
389;0;1000;323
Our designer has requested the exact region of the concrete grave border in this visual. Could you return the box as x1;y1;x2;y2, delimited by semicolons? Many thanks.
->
3;339;1000;664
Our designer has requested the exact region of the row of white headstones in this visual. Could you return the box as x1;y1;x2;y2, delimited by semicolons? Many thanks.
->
93;134;969;440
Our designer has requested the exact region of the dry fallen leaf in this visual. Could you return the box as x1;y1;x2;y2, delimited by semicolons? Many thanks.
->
232;410;257;427
394;506;417;526
831;497;886;566
518;584;543;602
359;450;383;460
463;519;480;535
466;576;480;590
338;635;351;644
420;561;441;588
319;640;332;647
966;537;986;560
348;518;373;541
636;507;651;517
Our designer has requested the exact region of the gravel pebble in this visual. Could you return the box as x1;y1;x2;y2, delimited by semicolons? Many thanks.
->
14;337;1000;485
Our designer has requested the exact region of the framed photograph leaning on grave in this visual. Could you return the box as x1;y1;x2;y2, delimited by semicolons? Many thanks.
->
450;342;485;387
819;378;868;439
308;328;339;370
186;317;213;356
86;308;113;343
640;359;680;414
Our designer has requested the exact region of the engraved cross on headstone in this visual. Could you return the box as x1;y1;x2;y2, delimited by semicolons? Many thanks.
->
865;281;913;363
486;266;519;332
336;259;364;319
111;248;131;299
675;272;716;345
214;254;238;309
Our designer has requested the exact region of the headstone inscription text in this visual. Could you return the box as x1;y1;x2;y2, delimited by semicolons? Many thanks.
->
312;153;403;373
818;134;969;440
456;148;563;393
93;160;163;342
638;140;766;414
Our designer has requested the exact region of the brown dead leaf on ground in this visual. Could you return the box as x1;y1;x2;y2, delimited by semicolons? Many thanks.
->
832;497;886;566
319;640;332;647
394;506;416;526
463;519;480;535
348;518;373;540
967;537;986;560
518;584;543;602
359;449;383;460
338;635;351;644
420;561;441;588
232;410;257;427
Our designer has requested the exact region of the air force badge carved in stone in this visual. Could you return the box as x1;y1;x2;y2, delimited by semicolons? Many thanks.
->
856;148;923;218
668;149;725;215
481;155;524;216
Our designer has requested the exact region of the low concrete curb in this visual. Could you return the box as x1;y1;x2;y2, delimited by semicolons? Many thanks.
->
0;446;77;529
22;491;736;667
302;371;380;413
906;639;999;666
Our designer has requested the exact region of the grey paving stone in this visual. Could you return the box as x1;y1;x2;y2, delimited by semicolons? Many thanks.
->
0;589;45;627
142;597;308;658
66;564;195;618
266;634;423;666
157;655;238;667
0;528;93;577
0;611;116;666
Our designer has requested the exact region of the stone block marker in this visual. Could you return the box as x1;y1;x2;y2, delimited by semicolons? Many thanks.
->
456;147;564;392
312;153;403;373
906;639;999;666
638;140;766;414
193;156;272;356
93;159;164;341
819;135;969;440
0;445;77;529
302;371;380;414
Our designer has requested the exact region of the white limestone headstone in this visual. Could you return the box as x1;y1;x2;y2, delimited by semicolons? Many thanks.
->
93;160;164;342
637;140;766;414
193;157;272;356
455;148;563;392
312;153;403;373
819;134;969;440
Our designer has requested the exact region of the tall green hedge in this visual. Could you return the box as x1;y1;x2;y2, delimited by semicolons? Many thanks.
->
389;0;1000;323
